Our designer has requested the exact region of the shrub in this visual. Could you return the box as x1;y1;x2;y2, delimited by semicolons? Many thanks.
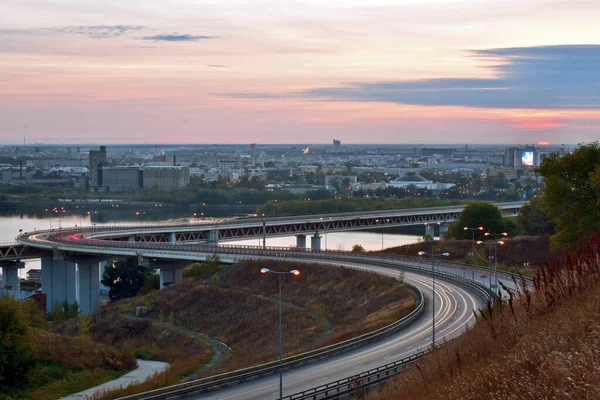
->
0;296;37;388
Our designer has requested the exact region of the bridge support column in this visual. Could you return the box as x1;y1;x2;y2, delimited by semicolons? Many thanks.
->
439;223;449;239
78;262;100;315
208;229;219;244
149;259;187;288
169;232;176;243
160;268;183;288
0;261;24;290
128;237;136;242
311;233;322;251
41;256;77;312
296;234;306;248
425;224;435;239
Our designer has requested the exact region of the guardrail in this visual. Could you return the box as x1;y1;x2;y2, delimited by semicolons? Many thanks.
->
109;256;494;400
17;226;518;400
115;278;425;400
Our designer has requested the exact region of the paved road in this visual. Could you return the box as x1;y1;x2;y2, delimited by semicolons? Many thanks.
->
194;258;485;400
61;359;169;400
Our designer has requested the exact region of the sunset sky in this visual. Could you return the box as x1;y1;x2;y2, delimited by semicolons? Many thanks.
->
1;0;599;144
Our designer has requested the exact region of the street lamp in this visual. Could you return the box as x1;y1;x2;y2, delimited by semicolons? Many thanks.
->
463;226;484;280
418;250;449;348
260;268;300;400
484;232;508;292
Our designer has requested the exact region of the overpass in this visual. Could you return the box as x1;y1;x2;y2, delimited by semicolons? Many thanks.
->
5;202;525;313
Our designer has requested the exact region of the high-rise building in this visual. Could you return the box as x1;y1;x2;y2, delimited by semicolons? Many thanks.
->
88;146;107;190
504;146;541;168
333;139;341;152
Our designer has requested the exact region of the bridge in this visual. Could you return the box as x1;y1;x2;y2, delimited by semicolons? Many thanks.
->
2;202;526;399
2;202;524;313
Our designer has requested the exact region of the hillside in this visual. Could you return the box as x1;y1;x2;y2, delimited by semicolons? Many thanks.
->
94;260;416;398
370;231;600;399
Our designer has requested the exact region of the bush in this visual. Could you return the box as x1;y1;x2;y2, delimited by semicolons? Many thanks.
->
0;296;37;388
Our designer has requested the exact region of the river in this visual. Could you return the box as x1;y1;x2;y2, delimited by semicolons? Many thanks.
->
0;206;421;279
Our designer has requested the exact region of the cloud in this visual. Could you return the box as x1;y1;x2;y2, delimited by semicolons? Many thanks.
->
207;64;228;68
141;34;218;42
47;25;145;39
234;45;600;110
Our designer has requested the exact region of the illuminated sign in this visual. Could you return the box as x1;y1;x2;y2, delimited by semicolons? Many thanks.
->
521;151;534;167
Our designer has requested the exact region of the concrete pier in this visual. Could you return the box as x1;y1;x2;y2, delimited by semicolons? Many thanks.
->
207;229;219;244
169;232;176;243
160;268;183;288
311;233;322;251
425;224;435;239
41;256;77;312
439;223;449;239
78;262;100;315
296;234;307;248
0;261;24;290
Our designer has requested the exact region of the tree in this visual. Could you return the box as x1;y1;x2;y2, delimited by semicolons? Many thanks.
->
447;202;505;240
516;195;555;236
535;142;600;248
352;244;366;252
101;259;153;301
0;296;36;388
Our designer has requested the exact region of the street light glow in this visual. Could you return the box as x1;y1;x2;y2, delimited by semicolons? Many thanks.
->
291;270;300;276
261;268;269;274
418;251;426;256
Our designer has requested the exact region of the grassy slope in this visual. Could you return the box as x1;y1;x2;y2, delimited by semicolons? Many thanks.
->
370;232;600;400
2;332;136;400
104;260;416;376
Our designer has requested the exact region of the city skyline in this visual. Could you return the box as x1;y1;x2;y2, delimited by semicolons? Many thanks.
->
1;0;599;144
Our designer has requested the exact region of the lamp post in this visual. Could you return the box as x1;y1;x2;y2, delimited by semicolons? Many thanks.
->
260;267;300;400
484;232;508;292
418;249;449;348
463;226;483;280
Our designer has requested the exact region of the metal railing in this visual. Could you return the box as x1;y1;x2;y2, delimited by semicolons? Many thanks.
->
115;279;425;400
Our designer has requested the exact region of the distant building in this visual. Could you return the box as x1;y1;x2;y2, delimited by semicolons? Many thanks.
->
388;173;455;190
89;146;107;190
0;168;12;181
101;166;189;191
143;167;189;191
217;158;238;175
26;269;41;281
504;147;541;168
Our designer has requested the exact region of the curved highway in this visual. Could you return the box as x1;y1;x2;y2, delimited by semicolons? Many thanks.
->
197;259;483;400
17;225;505;400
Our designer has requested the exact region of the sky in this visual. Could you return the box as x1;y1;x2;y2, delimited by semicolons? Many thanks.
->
1;0;599;145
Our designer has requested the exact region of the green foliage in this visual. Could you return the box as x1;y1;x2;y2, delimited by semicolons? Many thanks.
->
128;345;159;360
446;202;506;240
77;316;92;344
0;296;36;388
536;142;600;248
101;259;153;302
352;244;366;252
139;271;160;295
517;196;555;236
22;300;46;330
47;301;80;322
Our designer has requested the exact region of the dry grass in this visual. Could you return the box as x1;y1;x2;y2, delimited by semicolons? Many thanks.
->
35;331;136;372
370;231;600;400
93;260;416;399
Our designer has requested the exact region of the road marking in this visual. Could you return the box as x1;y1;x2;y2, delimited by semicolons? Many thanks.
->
316;376;328;382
